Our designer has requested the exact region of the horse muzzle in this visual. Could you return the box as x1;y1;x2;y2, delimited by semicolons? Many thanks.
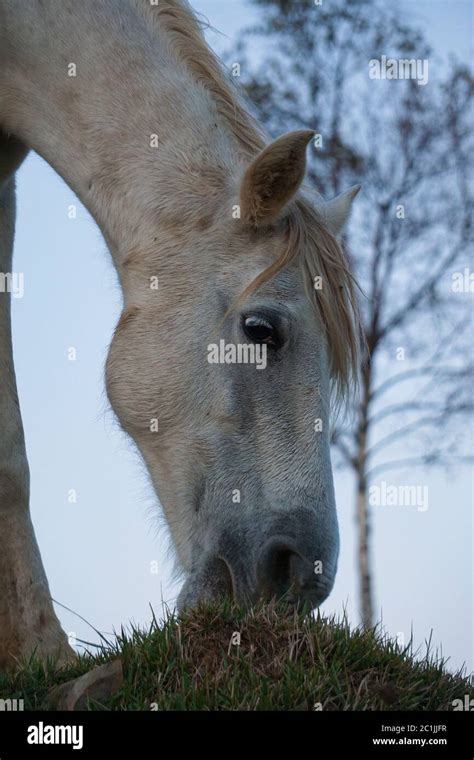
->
176;509;339;611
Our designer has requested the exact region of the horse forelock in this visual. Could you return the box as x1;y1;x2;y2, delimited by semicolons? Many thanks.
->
234;201;362;404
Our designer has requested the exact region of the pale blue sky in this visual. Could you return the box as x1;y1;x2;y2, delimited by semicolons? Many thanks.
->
10;0;473;673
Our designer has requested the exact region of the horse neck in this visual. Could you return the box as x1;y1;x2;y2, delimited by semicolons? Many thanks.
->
0;0;241;264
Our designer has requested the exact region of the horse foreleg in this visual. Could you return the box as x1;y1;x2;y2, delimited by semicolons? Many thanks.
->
0;137;74;670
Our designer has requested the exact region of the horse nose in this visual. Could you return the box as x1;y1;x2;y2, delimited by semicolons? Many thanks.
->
255;537;325;607
177;512;338;611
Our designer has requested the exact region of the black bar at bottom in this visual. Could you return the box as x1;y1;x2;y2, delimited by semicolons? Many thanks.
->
0;710;472;757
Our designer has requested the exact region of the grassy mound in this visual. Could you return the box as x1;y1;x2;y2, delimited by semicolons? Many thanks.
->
1;602;471;710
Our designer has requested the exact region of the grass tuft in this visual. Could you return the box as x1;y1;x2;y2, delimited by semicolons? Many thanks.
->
0;601;471;711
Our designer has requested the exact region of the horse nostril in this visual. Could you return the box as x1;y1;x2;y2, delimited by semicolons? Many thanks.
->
257;539;309;601
176;554;237;610
212;557;235;598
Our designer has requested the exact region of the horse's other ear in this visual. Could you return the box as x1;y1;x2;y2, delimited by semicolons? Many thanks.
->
322;185;361;237
240;130;315;225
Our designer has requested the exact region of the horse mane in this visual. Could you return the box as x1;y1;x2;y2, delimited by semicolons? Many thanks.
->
132;0;361;398
133;0;266;156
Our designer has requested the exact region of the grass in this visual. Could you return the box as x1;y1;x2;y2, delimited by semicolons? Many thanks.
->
0;601;471;711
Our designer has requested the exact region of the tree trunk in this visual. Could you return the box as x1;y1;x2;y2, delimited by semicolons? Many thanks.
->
355;356;373;628
356;470;373;627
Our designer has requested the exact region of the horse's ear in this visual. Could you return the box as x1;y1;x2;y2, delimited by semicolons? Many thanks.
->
322;185;361;237
240;130;315;225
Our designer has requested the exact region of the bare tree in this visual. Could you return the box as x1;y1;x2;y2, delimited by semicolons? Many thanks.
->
230;0;473;626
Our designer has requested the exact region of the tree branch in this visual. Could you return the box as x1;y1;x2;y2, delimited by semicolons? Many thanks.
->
366;454;473;480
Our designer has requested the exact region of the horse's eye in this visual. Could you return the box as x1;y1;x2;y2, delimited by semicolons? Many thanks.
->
242;315;280;347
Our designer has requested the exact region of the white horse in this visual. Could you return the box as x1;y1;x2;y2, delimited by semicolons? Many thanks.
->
0;0;360;668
